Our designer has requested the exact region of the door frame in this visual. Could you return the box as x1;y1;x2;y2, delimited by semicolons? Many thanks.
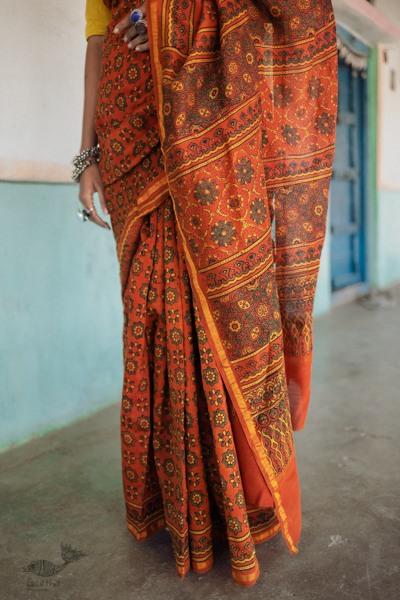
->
331;30;371;306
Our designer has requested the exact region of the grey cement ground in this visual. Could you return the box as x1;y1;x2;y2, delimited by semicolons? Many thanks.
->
1;287;400;600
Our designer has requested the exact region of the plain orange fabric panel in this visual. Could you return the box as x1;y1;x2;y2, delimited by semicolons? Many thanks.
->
285;355;313;431
228;399;274;509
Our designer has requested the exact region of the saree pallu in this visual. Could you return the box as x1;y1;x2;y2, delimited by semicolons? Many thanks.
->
96;0;337;587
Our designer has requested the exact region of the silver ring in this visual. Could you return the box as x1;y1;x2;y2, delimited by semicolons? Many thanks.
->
76;207;94;223
130;9;143;24
135;20;147;36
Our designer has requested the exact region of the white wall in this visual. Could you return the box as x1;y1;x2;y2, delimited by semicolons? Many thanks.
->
375;0;400;26
332;0;400;45
0;1;86;181
377;44;400;191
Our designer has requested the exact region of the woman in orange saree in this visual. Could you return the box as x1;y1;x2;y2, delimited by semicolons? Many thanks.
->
78;0;337;587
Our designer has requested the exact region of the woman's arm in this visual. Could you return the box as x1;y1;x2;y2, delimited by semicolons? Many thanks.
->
80;36;103;152
78;35;110;229
78;3;149;229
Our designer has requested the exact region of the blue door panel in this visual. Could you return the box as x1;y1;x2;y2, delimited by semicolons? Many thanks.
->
330;54;367;292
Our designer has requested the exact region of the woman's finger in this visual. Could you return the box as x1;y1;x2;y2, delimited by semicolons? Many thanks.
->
113;14;132;34
79;194;110;229
88;207;111;230
124;25;138;43
89;164;108;215
127;35;149;50
134;40;150;53
95;181;109;216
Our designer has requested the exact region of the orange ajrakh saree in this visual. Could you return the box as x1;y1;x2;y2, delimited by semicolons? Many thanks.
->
95;0;337;587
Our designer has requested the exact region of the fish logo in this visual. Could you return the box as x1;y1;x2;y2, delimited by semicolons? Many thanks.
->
23;542;87;577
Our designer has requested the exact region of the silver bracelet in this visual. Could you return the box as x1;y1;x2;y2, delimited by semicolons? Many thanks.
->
72;146;100;182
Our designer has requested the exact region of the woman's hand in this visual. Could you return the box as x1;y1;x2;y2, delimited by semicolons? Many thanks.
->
113;3;149;52
79;163;110;230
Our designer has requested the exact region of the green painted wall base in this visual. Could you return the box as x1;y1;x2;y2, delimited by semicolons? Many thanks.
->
1;177;399;452
376;189;400;288
0;182;123;452
314;211;332;317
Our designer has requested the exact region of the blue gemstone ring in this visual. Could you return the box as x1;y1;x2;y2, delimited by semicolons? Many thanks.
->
130;9;143;24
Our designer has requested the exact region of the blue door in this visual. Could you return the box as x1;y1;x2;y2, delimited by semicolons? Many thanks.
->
330;53;367;292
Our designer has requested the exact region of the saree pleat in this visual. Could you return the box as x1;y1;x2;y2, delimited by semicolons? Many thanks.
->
104;178;281;584
96;0;337;587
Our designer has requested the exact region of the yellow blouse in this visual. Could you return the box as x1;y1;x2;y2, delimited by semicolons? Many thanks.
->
85;0;111;39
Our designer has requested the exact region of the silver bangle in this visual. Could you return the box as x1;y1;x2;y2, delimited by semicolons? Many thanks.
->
72;146;100;182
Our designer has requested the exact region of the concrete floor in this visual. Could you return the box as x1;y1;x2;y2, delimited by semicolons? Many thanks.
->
1;287;400;600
